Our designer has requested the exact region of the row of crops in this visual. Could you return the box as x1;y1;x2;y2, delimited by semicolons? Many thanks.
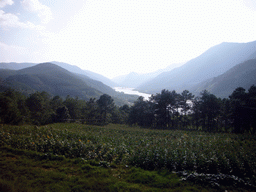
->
1;123;256;187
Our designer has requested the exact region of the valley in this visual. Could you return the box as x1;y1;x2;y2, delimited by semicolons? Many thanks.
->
1;40;256;99
1;1;256;191
1;41;256;191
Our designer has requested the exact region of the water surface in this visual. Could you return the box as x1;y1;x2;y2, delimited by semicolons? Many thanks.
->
114;87;151;100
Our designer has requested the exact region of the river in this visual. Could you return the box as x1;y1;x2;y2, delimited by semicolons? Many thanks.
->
113;87;193;113
113;87;151;100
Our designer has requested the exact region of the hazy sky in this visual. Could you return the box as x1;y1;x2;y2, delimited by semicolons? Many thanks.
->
1;0;256;78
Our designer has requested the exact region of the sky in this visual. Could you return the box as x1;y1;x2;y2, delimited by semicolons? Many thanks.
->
0;0;256;79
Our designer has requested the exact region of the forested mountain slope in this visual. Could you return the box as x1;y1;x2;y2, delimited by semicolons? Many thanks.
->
0;63;103;100
192;59;256;98
0;63;138;105
138;40;256;93
0;61;117;88
248;51;256;60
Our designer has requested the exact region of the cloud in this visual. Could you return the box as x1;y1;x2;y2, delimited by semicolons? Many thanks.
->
0;0;14;8
0;10;44;30
21;0;52;24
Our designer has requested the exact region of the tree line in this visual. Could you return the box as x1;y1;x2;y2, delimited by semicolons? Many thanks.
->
0;90;126;126
129;86;256;134
0;85;255;134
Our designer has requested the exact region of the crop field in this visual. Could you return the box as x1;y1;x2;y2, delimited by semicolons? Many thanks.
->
0;123;256;191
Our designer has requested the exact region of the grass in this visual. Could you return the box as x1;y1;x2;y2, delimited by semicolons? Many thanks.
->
0;123;256;191
0;147;206;192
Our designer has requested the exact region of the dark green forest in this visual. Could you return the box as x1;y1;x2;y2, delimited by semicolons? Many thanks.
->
1;85;256;134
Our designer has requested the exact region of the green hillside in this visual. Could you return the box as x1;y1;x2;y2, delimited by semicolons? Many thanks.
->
75;73;116;96
0;63;104;100
138;40;256;93
192;59;256;98
0;63;138;104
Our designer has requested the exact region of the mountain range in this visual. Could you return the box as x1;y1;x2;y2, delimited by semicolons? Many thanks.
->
191;59;256;98
0;63;137;105
136;40;256;97
0;61;117;88
1;40;256;99
50;61;117;88
112;62;185;88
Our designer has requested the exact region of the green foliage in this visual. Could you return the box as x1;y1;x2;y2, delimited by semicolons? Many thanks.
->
1;85;256;134
126;168;179;188
63;96;82;120
229;86;256;133
0;63;138;106
0;89;26;125
199;90;221;132
0;123;255;191
97;94;115;124
151;89;176;127
26;91;54;125
128;96;154;127
82;98;100;125
180;90;194;116
0;88;131;126
55;106;70;122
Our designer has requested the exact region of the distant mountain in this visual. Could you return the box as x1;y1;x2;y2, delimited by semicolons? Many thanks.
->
0;63;138;105
50;61;117;87
112;63;184;88
0;63;103;100
191;59;256;98
248;51;256;60
17;63;116;95
0;61;117;88
112;72;146;88
0;69;17;80
138;40;256;93
0;62;35;70
75;73;116;96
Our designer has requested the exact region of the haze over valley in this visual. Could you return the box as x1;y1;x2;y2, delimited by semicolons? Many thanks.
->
1;40;255;100
1;2;256;190
1;0;256;100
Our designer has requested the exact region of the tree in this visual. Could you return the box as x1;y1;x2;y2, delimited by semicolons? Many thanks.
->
229;87;247;133
50;96;64;111
111;105;130;124
248;85;256;133
191;96;201;130
26;91;53;125
172;92;182;129
229;86;256;133
63;96;81;120
151;89;176;128
180;90;194;128
83;98;100;124
0;89;23;124
128;96;154;127
56;106;70;122
97;94;115;124
199;90;220;132
180;90;194;115
219;98;232;132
